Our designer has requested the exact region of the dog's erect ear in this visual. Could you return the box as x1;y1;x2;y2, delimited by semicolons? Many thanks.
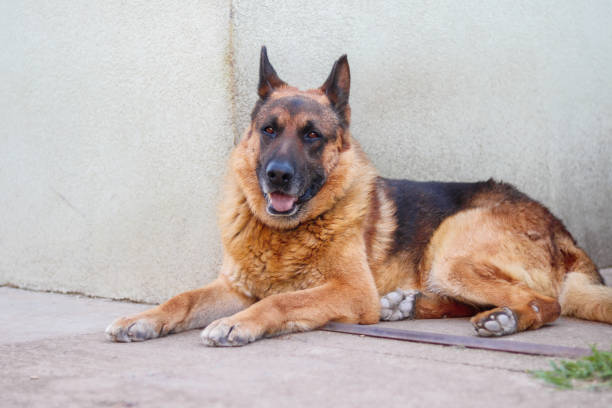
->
258;46;286;99
320;55;350;117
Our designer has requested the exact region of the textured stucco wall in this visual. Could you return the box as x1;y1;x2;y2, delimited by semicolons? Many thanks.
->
1;1;611;303
0;1;234;302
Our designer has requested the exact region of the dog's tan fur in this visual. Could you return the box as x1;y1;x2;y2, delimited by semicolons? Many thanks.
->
106;49;611;346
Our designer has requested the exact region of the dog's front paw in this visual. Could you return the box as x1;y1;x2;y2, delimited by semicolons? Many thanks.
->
380;289;421;321
200;317;261;347
105;315;160;343
472;307;518;337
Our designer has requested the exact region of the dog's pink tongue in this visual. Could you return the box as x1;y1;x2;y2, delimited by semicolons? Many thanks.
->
269;192;297;212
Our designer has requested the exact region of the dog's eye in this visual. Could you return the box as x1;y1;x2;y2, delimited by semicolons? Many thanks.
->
263;126;275;136
306;131;320;140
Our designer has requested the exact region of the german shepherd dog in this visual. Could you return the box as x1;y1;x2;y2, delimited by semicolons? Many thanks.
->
107;47;612;346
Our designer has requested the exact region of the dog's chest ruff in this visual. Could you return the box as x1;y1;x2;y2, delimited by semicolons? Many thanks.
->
222;212;333;299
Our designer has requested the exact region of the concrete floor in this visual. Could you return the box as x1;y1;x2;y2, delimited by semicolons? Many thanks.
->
1;269;611;408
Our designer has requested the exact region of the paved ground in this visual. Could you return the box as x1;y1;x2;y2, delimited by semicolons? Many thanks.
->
2;269;611;408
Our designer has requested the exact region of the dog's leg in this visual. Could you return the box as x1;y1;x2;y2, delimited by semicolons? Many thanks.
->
380;289;477;321
201;280;380;347
106;276;253;342
430;258;561;336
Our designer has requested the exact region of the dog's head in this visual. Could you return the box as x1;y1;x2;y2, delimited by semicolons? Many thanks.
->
233;47;353;228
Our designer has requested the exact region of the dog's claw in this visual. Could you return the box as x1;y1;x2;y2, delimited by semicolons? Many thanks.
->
105;316;159;342
201;318;258;347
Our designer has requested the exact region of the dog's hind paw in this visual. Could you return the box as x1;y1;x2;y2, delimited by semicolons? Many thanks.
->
472;307;518;337
380;289;421;321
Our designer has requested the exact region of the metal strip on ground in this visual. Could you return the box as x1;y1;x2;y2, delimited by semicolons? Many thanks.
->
321;322;591;358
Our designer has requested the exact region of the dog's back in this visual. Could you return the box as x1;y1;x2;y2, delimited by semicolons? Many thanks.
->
382;178;521;266
370;177;610;331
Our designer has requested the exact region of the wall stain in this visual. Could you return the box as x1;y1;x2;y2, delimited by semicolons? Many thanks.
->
52;188;86;219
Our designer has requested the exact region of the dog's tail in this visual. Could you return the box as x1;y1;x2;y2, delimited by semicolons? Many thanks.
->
557;235;612;324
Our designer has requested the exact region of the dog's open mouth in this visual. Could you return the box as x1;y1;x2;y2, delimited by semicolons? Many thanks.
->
267;192;299;216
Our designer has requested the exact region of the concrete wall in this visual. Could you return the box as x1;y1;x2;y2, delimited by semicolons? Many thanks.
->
2;1;611;303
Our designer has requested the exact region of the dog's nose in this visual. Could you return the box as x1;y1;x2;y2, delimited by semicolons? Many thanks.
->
266;160;294;186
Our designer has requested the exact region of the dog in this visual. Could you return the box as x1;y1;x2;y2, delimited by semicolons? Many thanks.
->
106;47;611;346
